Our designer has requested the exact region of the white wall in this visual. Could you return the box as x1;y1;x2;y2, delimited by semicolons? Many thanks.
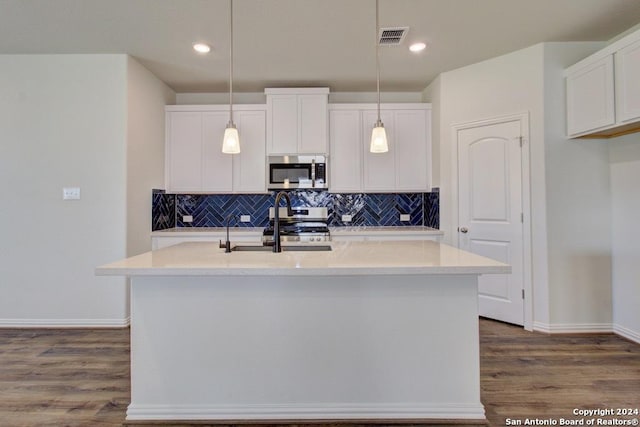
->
126;57;176;257
0;55;129;326
543;43;612;330
609;134;640;342
428;44;545;248
426;42;612;331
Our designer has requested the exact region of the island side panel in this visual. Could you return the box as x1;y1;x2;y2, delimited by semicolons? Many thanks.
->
127;274;484;421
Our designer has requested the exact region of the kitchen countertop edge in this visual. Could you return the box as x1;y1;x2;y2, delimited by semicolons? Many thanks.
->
97;241;509;277
151;226;443;236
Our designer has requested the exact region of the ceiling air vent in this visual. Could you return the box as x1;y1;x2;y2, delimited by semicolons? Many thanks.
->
378;27;409;46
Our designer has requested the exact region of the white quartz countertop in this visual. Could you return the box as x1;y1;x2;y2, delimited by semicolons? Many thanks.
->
151;227;263;236
96;240;509;277
330;226;442;236
151;226;443;237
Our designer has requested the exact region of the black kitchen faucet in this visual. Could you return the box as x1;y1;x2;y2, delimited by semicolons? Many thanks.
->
273;191;294;253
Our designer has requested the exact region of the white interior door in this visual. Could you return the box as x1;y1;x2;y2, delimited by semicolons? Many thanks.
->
457;119;525;325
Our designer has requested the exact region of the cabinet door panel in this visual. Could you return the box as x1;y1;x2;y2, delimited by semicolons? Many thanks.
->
566;55;615;136
615;39;640;123
395;110;428;190
329;110;362;192
298;95;328;153
363;110;395;191
202;112;232;191
268;95;298;154
234;111;266;192
167;112;203;191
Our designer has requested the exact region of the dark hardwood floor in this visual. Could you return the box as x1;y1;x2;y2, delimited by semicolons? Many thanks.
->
0;319;638;427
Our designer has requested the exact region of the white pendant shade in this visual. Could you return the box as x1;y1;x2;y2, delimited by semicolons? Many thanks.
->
370;123;389;153
222;124;240;154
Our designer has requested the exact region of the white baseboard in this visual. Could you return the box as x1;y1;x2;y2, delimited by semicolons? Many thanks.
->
0;317;130;328
613;324;640;344
533;322;613;334
126;403;486;421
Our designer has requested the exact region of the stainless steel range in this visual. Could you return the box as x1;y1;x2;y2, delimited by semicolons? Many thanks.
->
262;207;330;244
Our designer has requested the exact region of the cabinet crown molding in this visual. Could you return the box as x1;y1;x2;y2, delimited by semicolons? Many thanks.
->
265;87;330;95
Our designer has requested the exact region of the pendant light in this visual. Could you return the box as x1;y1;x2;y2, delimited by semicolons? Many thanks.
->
370;0;388;153
222;0;240;154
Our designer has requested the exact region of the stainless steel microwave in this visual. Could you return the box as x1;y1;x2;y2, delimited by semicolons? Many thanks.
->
267;155;328;190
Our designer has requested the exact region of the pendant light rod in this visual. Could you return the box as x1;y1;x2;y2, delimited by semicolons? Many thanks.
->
370;0;388;153
376;0;380;122
229;0;234;123
222;0;240;154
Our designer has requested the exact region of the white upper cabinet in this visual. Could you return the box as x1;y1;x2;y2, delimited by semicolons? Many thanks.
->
329;109;363;192
565;27;640;138
266;88;329;154
202;112;233;192
328;104;432;193
615;38;640;124
166;111;205;192
362;109;396;191
232;110;266;192
165;105;266;193
394;109;430;190
566;56;615;136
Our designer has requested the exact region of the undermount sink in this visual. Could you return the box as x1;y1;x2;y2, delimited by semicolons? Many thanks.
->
231;245;332;252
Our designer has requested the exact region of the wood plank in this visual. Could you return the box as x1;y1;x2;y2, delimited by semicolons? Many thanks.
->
1;320;638;426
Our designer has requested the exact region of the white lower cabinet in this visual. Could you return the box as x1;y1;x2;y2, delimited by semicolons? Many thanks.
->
329;104;432;193
165;106;266;193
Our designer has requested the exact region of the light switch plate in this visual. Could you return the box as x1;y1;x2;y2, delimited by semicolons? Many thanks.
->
400;214;411;222
62;187;81;200
341;214;353;222
240;215;251;222
183;215;193;223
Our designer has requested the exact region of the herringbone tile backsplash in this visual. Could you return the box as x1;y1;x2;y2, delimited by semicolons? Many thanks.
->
152;190;439;231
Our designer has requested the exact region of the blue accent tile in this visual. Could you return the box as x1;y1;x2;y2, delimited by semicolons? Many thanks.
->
329;193;366;226
176;194;272;227
152;190;439;229
152;191;175;231
364;194;398;226
424;191;439;229
396;193;424;226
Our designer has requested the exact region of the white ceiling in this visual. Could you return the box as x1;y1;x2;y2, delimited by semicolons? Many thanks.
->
2;0;640;93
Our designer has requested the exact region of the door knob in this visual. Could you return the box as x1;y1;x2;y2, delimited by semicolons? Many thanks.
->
459;227;468;233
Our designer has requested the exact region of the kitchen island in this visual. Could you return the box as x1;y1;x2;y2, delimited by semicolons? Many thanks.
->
96;240;509;423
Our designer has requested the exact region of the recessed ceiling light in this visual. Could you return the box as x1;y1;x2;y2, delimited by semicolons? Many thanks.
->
193;43;211;54
409;42;427;53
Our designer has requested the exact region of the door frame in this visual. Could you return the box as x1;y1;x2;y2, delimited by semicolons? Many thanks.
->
451;112;533;331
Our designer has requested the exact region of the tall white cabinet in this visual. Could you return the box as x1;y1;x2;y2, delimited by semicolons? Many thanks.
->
565;27;640;138
329;104;432;193
165;105;266;193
